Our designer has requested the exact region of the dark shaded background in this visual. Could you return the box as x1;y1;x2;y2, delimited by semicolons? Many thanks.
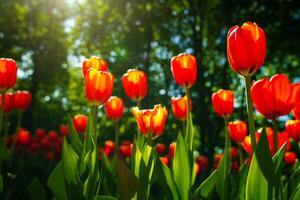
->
1;0;300;158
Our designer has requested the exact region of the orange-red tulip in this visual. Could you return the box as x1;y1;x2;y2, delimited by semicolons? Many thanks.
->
230;147;239;160
228;120;247;143
169;142;176;158
159;156;170;166
103;140;115;156
211;89;234;117
0;58;17;91
105;96;124;121
251;74;300;119
171;95;192;121
85;68;114;106
284;152;297;165
12;90;32;111
17;129;31;145
132;104;168;138
227;22;266;76
170;53;197;88
122;69;147;101
119;142;132;157
156;143;166;155
292;103;300;119
196;155;209;171
285;120;300;141
59;124;69;137
82;56;108;76
0;93;13;113
73;114;88;133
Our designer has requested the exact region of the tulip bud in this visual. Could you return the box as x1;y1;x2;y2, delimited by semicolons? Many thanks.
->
156;143;166;155
105;96;124;121
82;56;108;76
122;69;147;101
0;58;17;91
73;114;88;133
228;120;247;143
284;152;297;165
17;129;31;145
171;95;192;121
12;90;32;111
211;89;234;117
59;124;69;137
0;93;13;113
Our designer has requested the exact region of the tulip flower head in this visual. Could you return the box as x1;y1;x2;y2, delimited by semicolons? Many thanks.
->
0;58;17;91
284;152;297;165
105;96;124;121
230;147;239;160
35;128;46;139
59;124;69;137
82;56;108;76
0;93;13;113
227;22;266;76
17;129;31;145
119;141;132;157
251;74;300;119
171;95;192;121
292;103;300;120
169;142;176;158
170;53;197;88
12;90;32;111
211;89;234;118
122;69;147;101
228;120;247;143
132;104;168;139
285;120;300;141
156;143;166;155
103;140;115;156
159;157;170;166
73;114;88;133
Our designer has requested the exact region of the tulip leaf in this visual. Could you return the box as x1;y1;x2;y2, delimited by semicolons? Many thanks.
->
62;139;79;184
246;128;274;200
67;114;82;154
216;144;230;200
272;143;286;176
194;170;217;199
185;112;194;152
116;156;142;200
93;195;118;200
237;162;248;199
290;183;300;200
47;162;68;200
173;132;193;200
26;177;47;200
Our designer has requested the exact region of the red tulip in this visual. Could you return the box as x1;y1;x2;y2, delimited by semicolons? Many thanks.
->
73;114;88;133
195;163;200;176
156;143;166;155
284;152;297;165
103;140;115;156
228;120;247;143
85;68;114;106
169;142;176;158
159;157;170;166
171;95;192;121
105;96;124;121
35;128;46;139
211;89;234;117
196;155;209;171
292;103;300;119
132;104;168;138
231;147;239;160
251;74;300;119
122;69;147;101
45;151;54;162
17;129;31;145
227;22;266;76
0;58;17;91
285;120;300;141
171;53;197;88
119;143;132;157
82;56;108;76
231;161;240;172
48;131;58;141
59;124;69;137
12;91;32;111
0;93;13;113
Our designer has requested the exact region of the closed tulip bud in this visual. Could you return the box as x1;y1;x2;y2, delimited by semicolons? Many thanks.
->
73;114;88;133
105;96;124;121
231;161;240;172
156;143;166;155
122;69;147;101
159;157;170;166
17;129;31;145
285;120;300;141
211;89;234;117
132;104;168;138
251;74;300;119
227;22;266;76
228;120;247;143
169;142;176;158
48;131;58;141
35;128;46;139
170;53;197;88
284;152;297;165
104;140;115;156
119;143;132;157
85;68;114;106
196;155;209;171
45;151;54;162
12;90;32;111
59;124;69;137
0;58;17;91
0;93;13;113
82;56;108;76
230;147;239;160
171;95;192;121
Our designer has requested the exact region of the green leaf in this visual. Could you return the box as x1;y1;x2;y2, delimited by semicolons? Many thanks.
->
237;163;248;200
62;139;79;184
246;128;274;200
67;114;82;154
215;146;230;200
47;162;68;200
173;133;192;200
116;156;142;200
290;183;300;200
26;177;47;200
93;195;118;200
272;143;286;176
194;170;217;199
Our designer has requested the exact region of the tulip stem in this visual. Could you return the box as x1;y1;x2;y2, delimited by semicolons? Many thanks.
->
114;121;119;153
4;115;8;137
0;91;5;135
244;76;256;152
92;105;98;139
224;117;231;171
238;144;243;166
272;118;279;152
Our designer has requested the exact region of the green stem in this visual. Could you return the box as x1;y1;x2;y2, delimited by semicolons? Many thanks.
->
136;99;141;142
224;117;231;172
114;121;119;154
272;118;279;153
238;144;243;166
0;91;6;135
185;87;191;133
92;105;98;140
244;76;256;152
4;115;8;137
